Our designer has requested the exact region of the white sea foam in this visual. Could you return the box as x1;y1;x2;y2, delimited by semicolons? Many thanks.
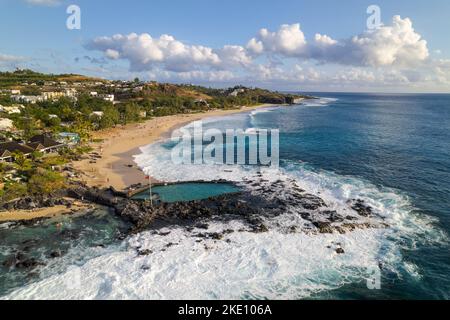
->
250;106;278;117
4;223;387;300
302;97;338;107
3;105;445;300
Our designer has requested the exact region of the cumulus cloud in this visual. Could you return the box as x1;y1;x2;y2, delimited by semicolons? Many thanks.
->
86;16;431;73
247;23;307;56
247;16;429;67
86;33;251;73
216;45;252;68
83;15;448;91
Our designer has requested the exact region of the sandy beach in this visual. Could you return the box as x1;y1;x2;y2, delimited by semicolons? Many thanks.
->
73;104;277;190
0;201;93;223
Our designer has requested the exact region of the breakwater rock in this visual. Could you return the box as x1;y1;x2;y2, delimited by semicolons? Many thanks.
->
66;177;388;237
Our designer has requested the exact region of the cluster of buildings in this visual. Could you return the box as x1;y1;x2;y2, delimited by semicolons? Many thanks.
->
0;134;64;162
0;104;24;114
89;91;115;102
4;86;116;106
10;88;78;104
0;133;80;162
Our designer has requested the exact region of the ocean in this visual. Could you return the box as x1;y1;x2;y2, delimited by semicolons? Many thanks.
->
1;93;449;299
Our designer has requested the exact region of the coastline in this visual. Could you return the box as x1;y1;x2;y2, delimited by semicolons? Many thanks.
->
72;104;279;190
0;201;93;223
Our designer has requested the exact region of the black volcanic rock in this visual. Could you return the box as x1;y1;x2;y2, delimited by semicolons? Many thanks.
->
62;178;384;238
350;199;374;217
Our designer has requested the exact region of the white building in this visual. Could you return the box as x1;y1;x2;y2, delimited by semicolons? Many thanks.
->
229;88;245;97
90;111;104;118
0;104;24;114
100;94;114;102
65;88;78;98
0;118;14;130
42;91;66;100
12;95;44;104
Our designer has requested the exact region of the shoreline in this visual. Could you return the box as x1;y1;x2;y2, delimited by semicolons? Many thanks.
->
72;104;279;190
0;201;94;223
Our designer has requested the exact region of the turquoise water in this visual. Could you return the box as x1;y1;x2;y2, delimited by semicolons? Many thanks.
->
132;182;239;203
137;93;450;299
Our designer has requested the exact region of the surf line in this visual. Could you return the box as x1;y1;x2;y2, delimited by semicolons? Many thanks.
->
170;120;280;168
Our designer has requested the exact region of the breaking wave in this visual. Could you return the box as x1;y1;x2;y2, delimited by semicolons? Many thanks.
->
3;104;446;300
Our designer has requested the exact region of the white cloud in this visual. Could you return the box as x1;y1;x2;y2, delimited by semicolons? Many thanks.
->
105;49;120;60
314;34;338;46
247;23;307;56
86;16;432;74
216;45;252;68
86;33;251;73
24;0;61;6
248;16;429;68
83;15;449;92
345;15;429;67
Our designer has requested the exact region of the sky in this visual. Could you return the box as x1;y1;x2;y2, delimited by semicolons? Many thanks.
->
1;0;450;93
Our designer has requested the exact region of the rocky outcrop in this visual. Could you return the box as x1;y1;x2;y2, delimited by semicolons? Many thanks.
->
2;252;45;270
3;176;385;243
0;196;72;212
349;199;374;217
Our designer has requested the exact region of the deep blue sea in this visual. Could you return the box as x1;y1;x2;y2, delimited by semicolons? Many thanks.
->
2;93;449;299
258;93;450;299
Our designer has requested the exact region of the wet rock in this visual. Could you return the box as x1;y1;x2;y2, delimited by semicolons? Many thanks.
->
21;239;40;246
49;250;63;258
137;249;152;256
210;233;223;240
2;256;17;268
312;221;333;234
300;212;311;220
251;224;269;233
166;242;177;248
4;253;46;270
59;179;384;239
351;199;373;217
59;229;81;240
323;210;344;223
